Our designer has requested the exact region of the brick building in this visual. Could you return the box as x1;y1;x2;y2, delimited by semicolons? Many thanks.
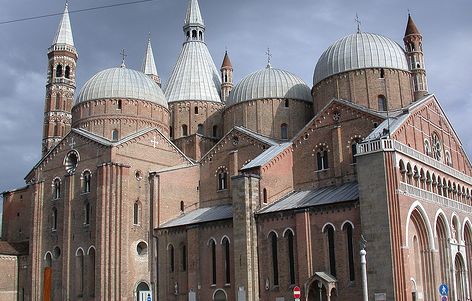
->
1;1;472;301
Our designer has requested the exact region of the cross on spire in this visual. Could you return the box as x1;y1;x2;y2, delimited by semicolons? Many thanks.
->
120;48;127;68
265;48;272;68
355;13;361;33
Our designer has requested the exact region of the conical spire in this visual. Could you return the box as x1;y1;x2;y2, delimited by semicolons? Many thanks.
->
184;0;204;28
405;14;420;36
142;37;158;76
221;51;232;69
52;3;74;46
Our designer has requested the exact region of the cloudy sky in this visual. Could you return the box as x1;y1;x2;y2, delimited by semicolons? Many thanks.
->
0;0;470;201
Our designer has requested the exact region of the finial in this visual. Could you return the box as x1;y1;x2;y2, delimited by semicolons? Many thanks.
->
265;48;272;68
355;13;361;33
120;48;127;68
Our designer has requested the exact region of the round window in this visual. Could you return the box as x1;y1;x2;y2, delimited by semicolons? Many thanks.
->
137;241;148;256
64;150;79;175
135;170;143;181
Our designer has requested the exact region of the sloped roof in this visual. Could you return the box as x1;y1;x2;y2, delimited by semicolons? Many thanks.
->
258;182;359;214
52;3;74;46
0;241;29;256
142;38;158;76
405;14;420;36
241;142;291;170
159;205;232;228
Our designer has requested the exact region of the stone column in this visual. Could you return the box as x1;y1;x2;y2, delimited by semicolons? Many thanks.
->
231;174;260;301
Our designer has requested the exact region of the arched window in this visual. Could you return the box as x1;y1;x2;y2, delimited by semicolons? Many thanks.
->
170;126;174;139
317;148;329;170
343;223;355;281
65;66;71;79
217;169;228;191
197;124;204;135
180;201;185;212
52;207;58;231
324;225;336;277
269;232;279;286
83;171;91;193
281;123;288;139
76;249;85;297
378;95;387;111
87;247;96;297
56;64;63;77
111;129;119;141
192;30;197;38
210;239;216;285
168;244;175;272
53;178;61;199
199;31;203;40
181;124;188;136
380;68;385;79
181;245;187;271
194;106;199;114
133;201;140;225
117;99;122;110
285;230;296;285
212;125;218;138
84;202;91;225
222;237;231;284
284;99;289;108
263;188;268;204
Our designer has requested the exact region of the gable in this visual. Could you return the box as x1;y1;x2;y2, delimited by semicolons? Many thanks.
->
25;130;111;184
198;127;277;206
391;95;472;175
113;128;194;171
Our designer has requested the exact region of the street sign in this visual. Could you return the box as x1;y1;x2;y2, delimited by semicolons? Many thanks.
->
439;284;448;296
441;296;447;301
293;286;301;299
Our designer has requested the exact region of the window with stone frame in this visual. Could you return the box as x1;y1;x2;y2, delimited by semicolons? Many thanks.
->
269;231;279;286
217;167;228;191
316;148;329;170
210;239;217;285
82;170;91;193
53;178;61;199
222;237;231;284
52;207;58;231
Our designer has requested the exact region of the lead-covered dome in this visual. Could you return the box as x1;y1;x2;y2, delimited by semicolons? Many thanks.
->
227;65;312;106
313;32;409;86
76;67;167;108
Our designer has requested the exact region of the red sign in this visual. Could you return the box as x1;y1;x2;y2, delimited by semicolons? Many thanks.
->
293;286;301;299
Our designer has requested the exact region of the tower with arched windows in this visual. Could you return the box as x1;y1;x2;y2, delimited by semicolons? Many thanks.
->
404;14;428;101
42;3;77;156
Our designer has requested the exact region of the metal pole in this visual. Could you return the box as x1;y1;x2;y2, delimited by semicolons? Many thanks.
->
360;235;368;301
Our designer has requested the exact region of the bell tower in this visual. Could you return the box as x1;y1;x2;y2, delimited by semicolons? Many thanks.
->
42;3;77;155
404;14;428;101
220;51;233;102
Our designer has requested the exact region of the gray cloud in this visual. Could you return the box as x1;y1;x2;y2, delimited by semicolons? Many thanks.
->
0;0;470;196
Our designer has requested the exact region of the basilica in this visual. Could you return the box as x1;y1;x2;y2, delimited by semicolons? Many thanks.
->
1;0;471;301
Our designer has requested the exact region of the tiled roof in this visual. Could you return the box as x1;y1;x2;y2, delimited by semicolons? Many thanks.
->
241;142;291;170
159;205;232;228
258;182;359;214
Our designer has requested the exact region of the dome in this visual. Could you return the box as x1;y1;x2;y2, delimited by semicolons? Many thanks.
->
76;67;167;107
313;32;409;86
227;66;312;106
